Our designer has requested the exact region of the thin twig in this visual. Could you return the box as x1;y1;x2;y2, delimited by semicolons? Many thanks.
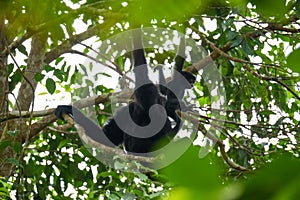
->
178;111;250;172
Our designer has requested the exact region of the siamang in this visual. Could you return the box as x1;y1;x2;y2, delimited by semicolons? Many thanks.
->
156;38;196;133
55;32;195;154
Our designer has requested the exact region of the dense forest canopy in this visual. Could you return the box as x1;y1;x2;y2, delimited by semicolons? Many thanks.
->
0;0;300;199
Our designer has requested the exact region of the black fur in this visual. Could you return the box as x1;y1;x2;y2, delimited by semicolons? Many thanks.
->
157;38;196;132
54;34;196;154
55;31;174;153
55;105;116;147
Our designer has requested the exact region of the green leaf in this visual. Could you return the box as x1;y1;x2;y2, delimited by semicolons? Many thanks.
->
98;72;112;78
241;39;254;55
296;1;300;18
233;67;239;76
162;140;220;190
114;161;126;170
129;0;202;24
7;130;19;137
64;65;71;81
83;47;89;54
7;63;14;76
46;78;56;94
287;48;300;74
17;44;28;56
239;154;300;199
54;69;64;82
198;97;209;107
0;141;11;151
274;116;286;126
231;35;243;47
249;0;288;19
259;110;275;116
55;57;64;65
13;142;22;154
58;139;71;149
9;69;23;91
38;92;48;95
10;69;22;84
79;64;87;75
44;64;55;72
227;31;239;41
136;173;148;181
34;72;45;82
70;73;77;84
7;158;19;166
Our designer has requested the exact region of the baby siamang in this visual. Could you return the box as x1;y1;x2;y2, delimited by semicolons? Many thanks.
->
55;32;195;154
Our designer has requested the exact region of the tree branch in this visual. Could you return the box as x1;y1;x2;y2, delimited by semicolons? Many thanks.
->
185;28;263;73
196;31;300;101
3;4;125;56
44;18;120;64
54;110;161;166
28;92;113;139
0;109;55;123
178;111;250;172
75;122;160;164
67;49;123;76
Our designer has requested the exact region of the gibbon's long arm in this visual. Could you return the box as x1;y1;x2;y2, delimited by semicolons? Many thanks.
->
174;37;186;72
55;105;115;147
157;37;196;133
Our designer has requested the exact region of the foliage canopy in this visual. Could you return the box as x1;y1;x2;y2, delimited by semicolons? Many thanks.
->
0;0;300;199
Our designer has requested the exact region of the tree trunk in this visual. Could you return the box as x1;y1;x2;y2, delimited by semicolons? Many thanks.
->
14;33;47;111
0;27;47;177
0;17;12;177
